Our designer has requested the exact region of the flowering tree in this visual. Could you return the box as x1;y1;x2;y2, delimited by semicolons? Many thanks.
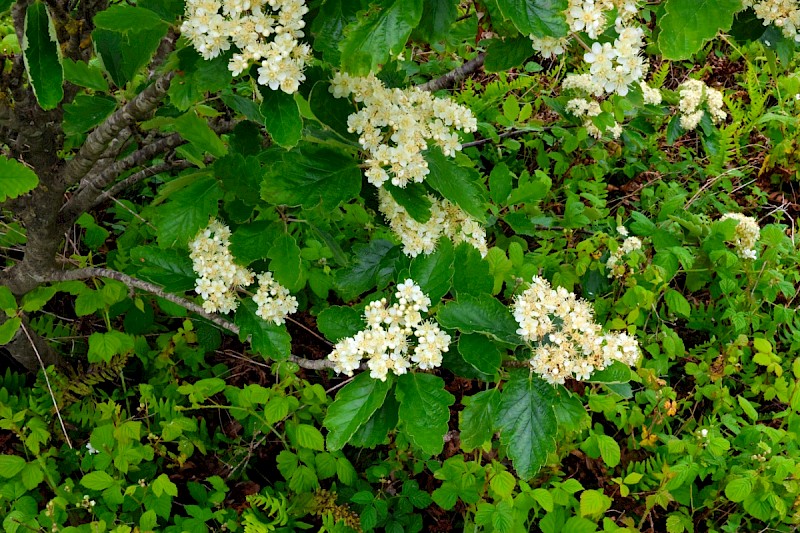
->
1;0;799;530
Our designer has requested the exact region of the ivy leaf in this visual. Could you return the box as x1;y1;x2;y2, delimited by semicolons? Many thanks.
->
410;237;454;302
260;88;303;149
340;0;423;75
438;294;522;346
0;156;39;203
311;0;362;65
496;370;557;479
459;388;500;451
262;145;361;211
23;2;63;110
494;0;569;38
657;0;742;60
395;373;455;456
324;372;393;450
425;149;488;222
316;306;365;342
234;299;292;361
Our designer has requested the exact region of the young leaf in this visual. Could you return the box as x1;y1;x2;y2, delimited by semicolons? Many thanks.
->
324;372;393;450
496;370;557;479
0;156;39;203
396;373;455;455
22;2;63;110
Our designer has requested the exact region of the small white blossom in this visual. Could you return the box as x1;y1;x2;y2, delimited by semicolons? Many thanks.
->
678;79;726;131
720;212;760;260
253;272;298;325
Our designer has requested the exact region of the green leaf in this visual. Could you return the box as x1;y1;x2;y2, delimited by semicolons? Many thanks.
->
495;0;569;38
425;148;488;222
335;239;405;300
93;5;168;33
262;144;361;210
62;58;109;91
485;36;535;73
154;174;223;247
324;372;393;450
414;0;458;42
489;162;513;205
63;95;117;136
0;286;16;313
0;155;39;203
453;242;493;296
350;394;399;448
317;306;365;342
311;0;362;65
137;0;184;21
174;111;228;158
22;2;63;110
87;331;134;363
396;373;455;455
753;338;772;353
19;463;43;490
151;473;178;497
657;0;742;60
725;476;752;503
235;299;292;361
438;294;521;345
295;424;325;451
228;221;281;265
130;246;196;292
410;237;454;302
384;182;432;223
215;153;262;203
268;234;303;292
596;435;621;467
459;388;500;451
74;288;106;316
0;454;25;478
0;0;14;13
260;89;303;149
664;289;691;318
458;333;501;375
0;317;20;345
497;370;557;479
81;471;116;490
340;0;423;75
580;489;611;517
737;396;758;421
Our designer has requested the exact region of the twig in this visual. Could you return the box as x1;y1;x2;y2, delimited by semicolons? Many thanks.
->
45;268;338;370
418;53;486;92
18;321;73;449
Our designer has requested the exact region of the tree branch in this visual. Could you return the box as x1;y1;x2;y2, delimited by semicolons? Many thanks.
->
45;268;338;370
91;159;194;208
418;53;486;92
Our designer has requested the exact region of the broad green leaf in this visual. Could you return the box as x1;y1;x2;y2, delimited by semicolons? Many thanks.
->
459;388;500;451
596;435;621;467
438;294;522;346
737;396;758;421
81;471;116;490
235;299;292;361
130;246;196;292
137;0;184;21
452;242;493;296
497;370;557;479
324;372;393;450
74;288;106;316
494;0;569;38
0;455;25;478
311;0;362;65
349;393;399;448
229;220;282;265
0;155;39;203
0;286;16;313
410;237;454;302
0;317;20;345
294;424;325;451
151;473;178;497
425;149;488;222
262;145;361;210
19;463;43;490
63;95;117;136
174;111;228;158
580;489;611;517
0;0;14;13
316;306;365;342
485;36;535;73
657;0;742;59
458;333;501;375
395;373;454;455
93;5;168;33
260;88;302;149
172;47;234;111
308;80;358;140
340;0;423;75
87;331;134;363
154;174;223;247
725;476;752;503
665;289;691;318
62;58;109;91
215;153;262;203
22;2;63;110
384;182;432;223
267;234;303;292
587;361;632;384
489;162;513;205
335;239;406;300
414;0;458;42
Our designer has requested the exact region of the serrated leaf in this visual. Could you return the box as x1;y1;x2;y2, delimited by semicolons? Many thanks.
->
425;148;488;222
317;306;365;342
657;0;742;60
495;0;569;38
0;286;16;313
81;471;116;490
267;234;303;292
665;289;691;318
215;153;262;203
414;0;458;42
154;174;222;247
485;36;534;73
324;372;392;450
174;111;228;157
22;2;63;110
262;144;361;210
458;333;502;375
0;156;39;203
497;370;557;479
0;317;21;345
350;394;399;448
384;182;432;223
87;331;134;363
130;246;196;292
295;424;325;451
340;0;423;75
260;88;302;149
410;237;454;302
396;373;454;455
234;299;292;361
580;489;611;517
725;476;752;503
335;239;405;300
737;396;758;421
459;389;500;451
452;242;493;297
311;0;361;65
62;58;109;91
0;454;25;478
228;221;281;265
596;435;620;467
438;294;521;346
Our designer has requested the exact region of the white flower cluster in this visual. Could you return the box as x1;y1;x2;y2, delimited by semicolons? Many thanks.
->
566;97;622;139
720;212;760;260
678;79;727;131
189;220;255;314
606;235;643;277
253;272;298;324
640;81;663;105
327;280;451;381
743;0;800;42
181;0;311;94
513;276;640;384
189;220;297;324
378;188;488;258
329;73;478;188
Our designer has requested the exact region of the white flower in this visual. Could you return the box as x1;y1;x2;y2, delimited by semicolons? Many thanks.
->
85;443;99;455
720;212;760;260
677;79;726;131
253;272;298;325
